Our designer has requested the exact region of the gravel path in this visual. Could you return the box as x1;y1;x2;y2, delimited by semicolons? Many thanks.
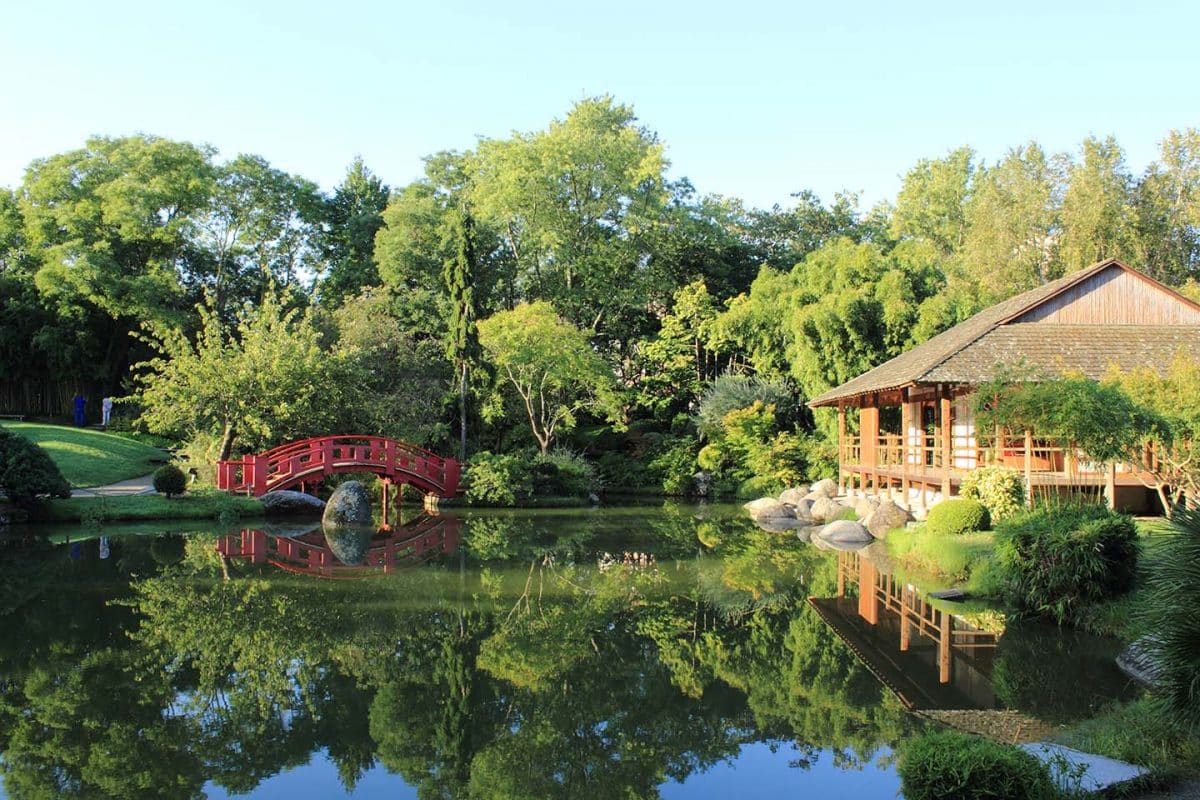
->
70;473;157;497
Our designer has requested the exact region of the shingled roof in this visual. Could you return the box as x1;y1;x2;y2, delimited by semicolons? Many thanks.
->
807;259;1200;407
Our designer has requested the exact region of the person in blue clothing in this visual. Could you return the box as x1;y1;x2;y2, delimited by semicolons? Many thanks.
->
73;393;86;426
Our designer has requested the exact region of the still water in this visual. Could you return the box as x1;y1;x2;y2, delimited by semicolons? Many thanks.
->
0;504;1134;799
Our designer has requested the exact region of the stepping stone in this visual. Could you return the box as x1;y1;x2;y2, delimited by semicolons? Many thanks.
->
1019;742;1147;794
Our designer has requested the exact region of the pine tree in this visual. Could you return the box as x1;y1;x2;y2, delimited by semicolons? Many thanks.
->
442;206;481;462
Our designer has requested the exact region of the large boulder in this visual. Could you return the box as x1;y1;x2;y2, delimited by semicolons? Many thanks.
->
810;496;848;523
322;480;373;527
853;495;880;520
818;519;873;546
778;486;810;506
754;516;808;533
261;490;326;517
791;497;815;523
863;499;911;539
692;471;712;497
810;478;838;498
1116;636;1163;687
743;497;794;521
323;526;373;566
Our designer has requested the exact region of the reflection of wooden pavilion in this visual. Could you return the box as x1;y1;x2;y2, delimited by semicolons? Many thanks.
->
809;552;1000;711
807;260;1200;511
216;514;461;579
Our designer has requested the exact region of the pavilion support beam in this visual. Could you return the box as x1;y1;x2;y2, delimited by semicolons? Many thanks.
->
901;393;911;506
837;403;846;496
1106;463;1117;511
938;611;952;684
940;390;952;499
1024;429;1034;508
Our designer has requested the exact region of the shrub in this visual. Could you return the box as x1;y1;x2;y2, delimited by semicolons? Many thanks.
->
995;504;1139;625
152;464;188;498
646;435;699;495
1138;506;1200;729
898;730;1058;800
735;475;781;500
926;498;990;536
464;452;533;506
0;428;71;507
695;372;793;436
961;466;1026;522
535;448;600;497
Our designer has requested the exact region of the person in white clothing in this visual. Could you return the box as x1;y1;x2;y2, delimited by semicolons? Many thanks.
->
101;396;114;426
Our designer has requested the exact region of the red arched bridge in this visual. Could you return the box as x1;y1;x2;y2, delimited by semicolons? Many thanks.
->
217;436;460;498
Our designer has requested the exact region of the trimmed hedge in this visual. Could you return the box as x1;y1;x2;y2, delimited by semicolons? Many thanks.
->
152;464;188;498
995;504;1139;625
926;498;990;536
899;730;1058;800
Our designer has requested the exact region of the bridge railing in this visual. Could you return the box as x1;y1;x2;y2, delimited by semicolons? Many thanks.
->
217;435;460;497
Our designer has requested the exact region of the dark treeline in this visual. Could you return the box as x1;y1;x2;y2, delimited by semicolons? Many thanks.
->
2;97;1198;492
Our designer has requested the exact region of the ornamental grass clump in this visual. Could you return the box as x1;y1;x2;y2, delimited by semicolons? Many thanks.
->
925;498;990;536
898;730;1058;800
1138;506;1200;730
961;466;1026;522
995;503;1138;625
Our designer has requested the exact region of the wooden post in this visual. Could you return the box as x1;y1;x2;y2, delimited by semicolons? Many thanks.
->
940;391;952;498
858;558;879;625
838;403;846;496
995;424;1004;465
901;396;911;506
1024;429;1034;507
899;585;911;652
938;610;952;684
1106;463;1117;510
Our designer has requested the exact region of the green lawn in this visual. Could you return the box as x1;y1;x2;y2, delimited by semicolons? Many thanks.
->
34;491;264;523
1;421;167;487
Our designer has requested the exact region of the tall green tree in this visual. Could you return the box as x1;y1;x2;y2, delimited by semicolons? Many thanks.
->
318;157;390;306
1135;128;1200;284
1058;135;1137;272
890;147;974;254
442;206;483;461
960;143;1064;303
19;135;216;391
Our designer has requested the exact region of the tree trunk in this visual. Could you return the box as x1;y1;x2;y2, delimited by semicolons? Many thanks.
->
458;362;468;463
218;420;237;462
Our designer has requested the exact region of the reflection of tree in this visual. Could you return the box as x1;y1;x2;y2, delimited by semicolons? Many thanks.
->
0;516;932;797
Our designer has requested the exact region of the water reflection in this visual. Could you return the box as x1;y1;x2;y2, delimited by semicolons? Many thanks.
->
216;514;462;578
0;506;1132;798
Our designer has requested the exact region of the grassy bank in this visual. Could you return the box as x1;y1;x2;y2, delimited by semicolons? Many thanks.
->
1058;697;1200;779
884;527;1001;596
0;421;166;486
32;491;263;523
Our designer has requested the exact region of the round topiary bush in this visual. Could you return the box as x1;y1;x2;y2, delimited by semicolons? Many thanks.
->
899;730;1058;800
960;466;1026;522
926;498;990;536
152;464;188;498
0;428;71;508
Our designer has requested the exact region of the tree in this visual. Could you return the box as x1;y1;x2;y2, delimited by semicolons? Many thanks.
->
959;143;1064;302
0;428;70;506
20;135;216;392
134;290;359;463
191;154;324;320
318;157;390;307
1135;129;1200;285
442;207;483;462
477;302;618;454
890;147;974;253
471;96;671;341
1058;136;1137;272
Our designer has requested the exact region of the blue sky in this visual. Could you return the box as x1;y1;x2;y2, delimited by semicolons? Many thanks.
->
1;0;1196;209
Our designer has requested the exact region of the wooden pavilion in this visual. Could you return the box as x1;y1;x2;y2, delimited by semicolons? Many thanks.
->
807;259;1200;512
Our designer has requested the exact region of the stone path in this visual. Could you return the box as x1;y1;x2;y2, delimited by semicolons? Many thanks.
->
71;473;157;497
1020;742;1147;794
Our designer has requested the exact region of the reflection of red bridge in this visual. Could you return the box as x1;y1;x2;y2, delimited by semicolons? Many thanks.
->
216;436;460;498
216;515;461;579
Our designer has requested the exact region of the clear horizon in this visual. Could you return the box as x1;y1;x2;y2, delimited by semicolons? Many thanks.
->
1;0;1196;209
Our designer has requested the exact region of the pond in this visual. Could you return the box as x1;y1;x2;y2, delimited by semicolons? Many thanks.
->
0;503;1136;799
